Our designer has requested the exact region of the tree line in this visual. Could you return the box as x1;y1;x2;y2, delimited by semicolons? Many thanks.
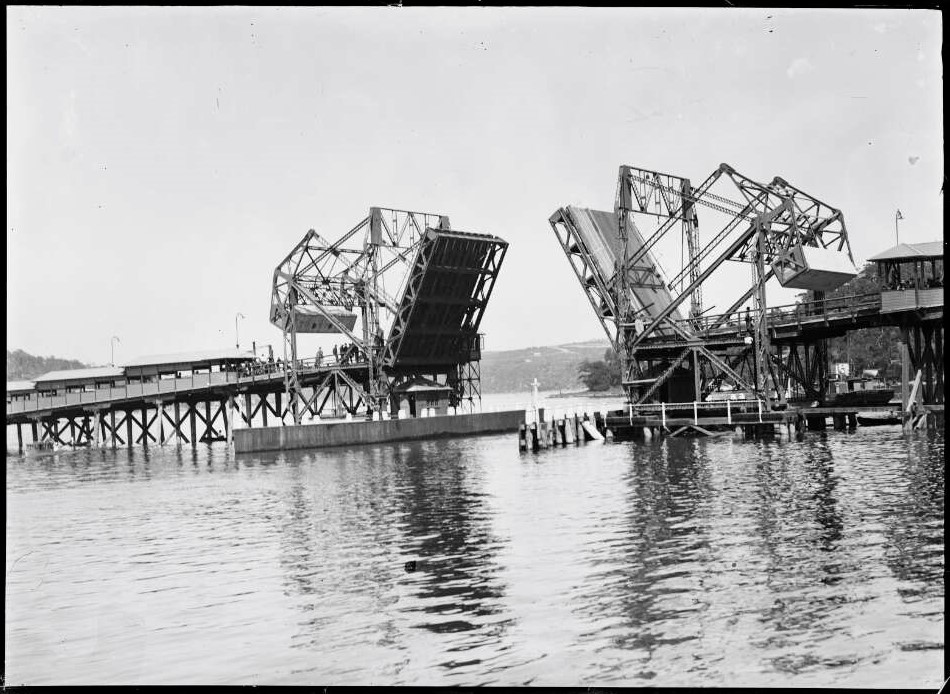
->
6;349;88;381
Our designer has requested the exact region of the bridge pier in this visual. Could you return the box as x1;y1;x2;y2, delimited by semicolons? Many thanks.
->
225;397;233;448
227;396;236;448
172;402;180;445
742;423;776;439
156;401;165;445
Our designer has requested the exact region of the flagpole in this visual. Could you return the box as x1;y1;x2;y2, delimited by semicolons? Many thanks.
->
895;209;902;245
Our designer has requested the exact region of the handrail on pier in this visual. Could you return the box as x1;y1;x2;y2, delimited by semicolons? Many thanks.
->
661;292;882;336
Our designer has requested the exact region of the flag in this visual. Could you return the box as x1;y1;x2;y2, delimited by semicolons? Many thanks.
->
896;209;904;220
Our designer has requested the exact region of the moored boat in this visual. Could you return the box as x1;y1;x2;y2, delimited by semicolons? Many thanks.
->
821;372;896;407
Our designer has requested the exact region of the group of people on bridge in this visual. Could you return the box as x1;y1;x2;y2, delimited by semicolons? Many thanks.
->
313;343;364;368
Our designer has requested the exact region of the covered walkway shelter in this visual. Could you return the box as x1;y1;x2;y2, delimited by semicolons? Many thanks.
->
868;240;944;407
870;240;943;307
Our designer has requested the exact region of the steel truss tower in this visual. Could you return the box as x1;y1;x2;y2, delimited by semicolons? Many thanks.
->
552;163;856;409
271;207;507;423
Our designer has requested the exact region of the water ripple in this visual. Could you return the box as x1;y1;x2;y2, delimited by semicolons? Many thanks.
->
5;425;943;686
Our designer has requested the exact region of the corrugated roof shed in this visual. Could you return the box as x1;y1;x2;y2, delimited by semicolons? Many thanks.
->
33;367;125;384
6;381;36;393
123;348;256;369
867;241;943;261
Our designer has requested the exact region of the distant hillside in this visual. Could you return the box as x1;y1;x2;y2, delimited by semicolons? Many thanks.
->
480;339;612;394
7;349;89;381
7;341;615;395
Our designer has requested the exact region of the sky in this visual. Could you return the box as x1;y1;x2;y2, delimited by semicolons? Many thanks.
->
7;7;943;367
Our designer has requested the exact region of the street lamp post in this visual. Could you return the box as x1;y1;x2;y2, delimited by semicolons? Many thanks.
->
111;336;120;367
895;209;903;245
235;313;245;349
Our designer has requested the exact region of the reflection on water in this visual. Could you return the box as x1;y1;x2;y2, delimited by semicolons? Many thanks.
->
4;419;944;687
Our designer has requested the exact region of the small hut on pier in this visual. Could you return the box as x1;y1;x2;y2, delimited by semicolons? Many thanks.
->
868;241;943;313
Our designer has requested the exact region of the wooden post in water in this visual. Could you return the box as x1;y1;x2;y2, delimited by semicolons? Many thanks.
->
189;406;197;447
17;423;23;452
173;402;182;445
140;407;148;445
900;337;911;430
157;401;166;445
227;396;235;449
126;410;134;447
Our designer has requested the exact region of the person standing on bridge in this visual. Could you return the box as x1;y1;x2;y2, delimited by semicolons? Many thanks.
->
316;347;324;366
332;344;338;363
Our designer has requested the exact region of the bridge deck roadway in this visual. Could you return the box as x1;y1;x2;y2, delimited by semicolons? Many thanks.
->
6;362;370;424
636;292;942;354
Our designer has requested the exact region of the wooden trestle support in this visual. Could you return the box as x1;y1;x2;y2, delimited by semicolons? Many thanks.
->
902;319;944;406
13;373;388;451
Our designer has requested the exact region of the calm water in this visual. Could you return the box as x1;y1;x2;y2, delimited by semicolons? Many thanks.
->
5;397;944;686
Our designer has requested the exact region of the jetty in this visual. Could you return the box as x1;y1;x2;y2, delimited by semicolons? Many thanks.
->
7;206;516;453
6;173;943;453
547;163;943;435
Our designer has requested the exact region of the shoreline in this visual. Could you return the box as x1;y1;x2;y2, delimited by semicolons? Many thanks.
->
548;389;624;399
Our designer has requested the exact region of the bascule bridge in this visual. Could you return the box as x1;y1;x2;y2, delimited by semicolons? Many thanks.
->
6;206;508;450
270;206;508;424
550;163;943;415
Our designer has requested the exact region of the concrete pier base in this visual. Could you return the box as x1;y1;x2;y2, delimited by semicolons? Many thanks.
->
235;410;524;453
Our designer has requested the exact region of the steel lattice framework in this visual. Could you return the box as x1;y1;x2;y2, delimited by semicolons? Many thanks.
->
271;207;507;422
551;162;856;409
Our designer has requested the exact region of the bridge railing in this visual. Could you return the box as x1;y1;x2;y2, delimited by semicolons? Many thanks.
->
632;398;770;425
6;355;382;417
7;367;269;416
662;292;882;337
